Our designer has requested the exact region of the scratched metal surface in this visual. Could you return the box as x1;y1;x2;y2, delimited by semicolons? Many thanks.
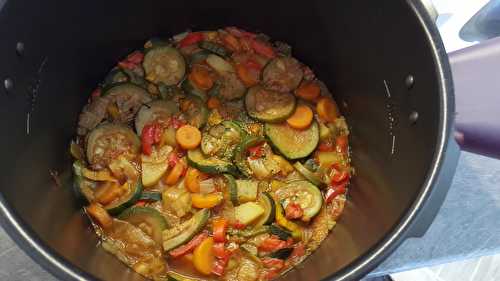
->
0;152;499;280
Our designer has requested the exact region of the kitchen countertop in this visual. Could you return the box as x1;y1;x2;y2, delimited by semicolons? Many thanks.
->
0;151;499;280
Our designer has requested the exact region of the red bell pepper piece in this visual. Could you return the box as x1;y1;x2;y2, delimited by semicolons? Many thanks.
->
317;141;335;152
167;152;180;167
289;242;305;259
141;123;163;155
325;184;347;204
118;60;137;70
212;218;228;243
212;260;226;276
285;202;304;220
168;232;208;258
249;38;276;59
259;235;287;252
134;200;147;207
169;116;186;129
179;32;204;48
248;143;265;160
232;220;246;230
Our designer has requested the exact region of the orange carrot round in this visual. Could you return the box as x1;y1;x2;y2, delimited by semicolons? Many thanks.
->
286;105;313;129
207;96;221;109
176;125;202;150
316;97;339;122
164;160;185;185
189;66;214;90
296;82;320;101
236;64;259;87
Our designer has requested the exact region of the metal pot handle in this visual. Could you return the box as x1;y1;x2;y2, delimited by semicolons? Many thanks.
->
449;37;500;159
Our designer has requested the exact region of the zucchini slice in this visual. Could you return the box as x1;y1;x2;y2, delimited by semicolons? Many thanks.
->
135;100;179;135
265;121;319;160
139;191;162;202
223;174;238;206
163;209;210;252
189;50;211;65
103;68;129;87
245;85;296;123
200;121;244;160
274;180;323;222
182;95;209;128
86;124;141;169
235;180;258;203
234;136;266;177
187;148;238;175
105;180;143;215
118;206;168;245
199;41;231;58
143;46;186;86
72;161;95;202
254;192;276;227
293;162;324;187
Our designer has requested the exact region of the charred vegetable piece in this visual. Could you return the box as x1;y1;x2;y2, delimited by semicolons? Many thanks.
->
234;136;266;177
187;148;237;175
105;180;143;215
118;206;168;245
143;46;186;86
182;95;209;128
254;193;276;227
293;162;324;187
135;100;179;135
262;57;304;92
199;41;231;58
265;121;319;160
269;248;293;260
162;209;210;252
86;124;141;170
275;180;322;222
245;85;296;123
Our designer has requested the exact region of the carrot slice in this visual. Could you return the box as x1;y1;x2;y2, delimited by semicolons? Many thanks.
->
189;66;214;90
236;64;258;87
316;97;339;122
176;125;202;150
207;96;221;109
296;82;320;101
164;161;186;186
286;105;313;129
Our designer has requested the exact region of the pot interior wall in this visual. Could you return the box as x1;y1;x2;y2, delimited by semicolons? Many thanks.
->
0;0;441;280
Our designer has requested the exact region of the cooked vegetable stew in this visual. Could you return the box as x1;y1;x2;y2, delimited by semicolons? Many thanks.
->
72;27;352;281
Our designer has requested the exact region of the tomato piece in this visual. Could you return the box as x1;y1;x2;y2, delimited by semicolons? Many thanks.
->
325;184;347;204
262;258;285;270
232;220;246;230
259;236;287;252
169;232;208;258
336;135;348;154
141;124;156;155
245;58;262;71
225;27;256;38
118;60;137;70
290;242;306;259
285;202;304;220
317;141;335;152
248;143;265;160
179;32;204;48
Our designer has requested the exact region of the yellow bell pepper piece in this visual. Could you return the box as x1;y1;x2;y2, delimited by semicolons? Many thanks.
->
82;167;117;182
191;193;223;209
193;237;214;275
275;198;303;240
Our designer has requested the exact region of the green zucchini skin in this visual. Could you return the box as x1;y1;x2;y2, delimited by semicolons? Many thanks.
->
269;224;292;240
105;180;143;215
234;136;266;177
199;41;231;58
265;121;319;160
117;206;168;244
293;162;324;187
139;191;162;202
274;180;323;222
163;209;210;252
254;192;276;226
224;174;238;206
187;149;238;175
